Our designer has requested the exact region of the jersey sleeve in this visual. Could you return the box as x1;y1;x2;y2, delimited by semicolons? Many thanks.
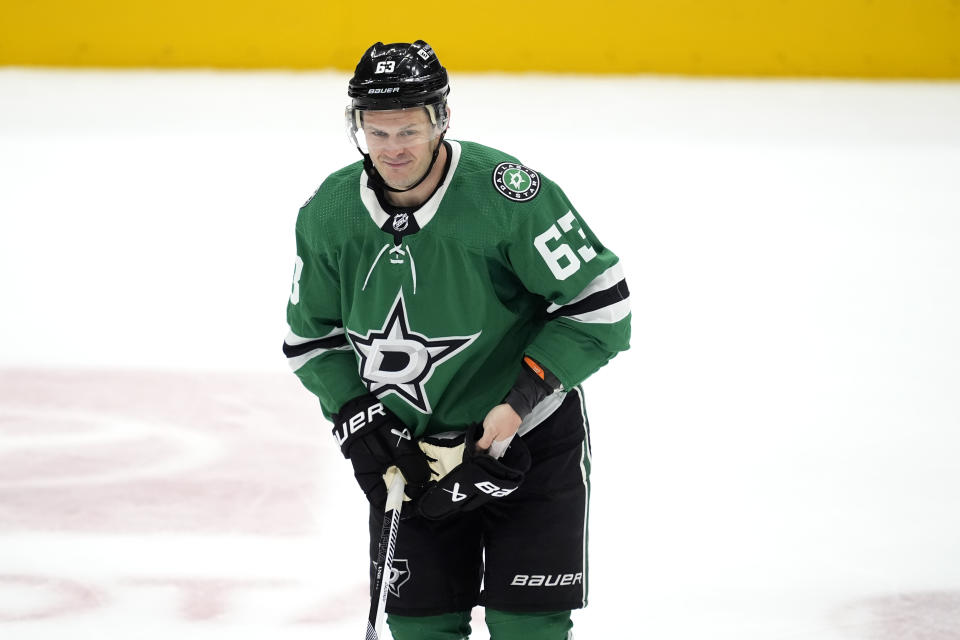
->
504;181;631;390
284;211;367;419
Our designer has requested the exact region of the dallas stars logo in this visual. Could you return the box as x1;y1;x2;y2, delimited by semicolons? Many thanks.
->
388;559;411;597
493;162;541;202
348;291;480;413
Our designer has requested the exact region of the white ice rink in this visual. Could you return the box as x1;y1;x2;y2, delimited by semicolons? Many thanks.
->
1;68;960;639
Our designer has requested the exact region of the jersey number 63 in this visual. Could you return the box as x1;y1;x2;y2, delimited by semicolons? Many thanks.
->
534;211;597;280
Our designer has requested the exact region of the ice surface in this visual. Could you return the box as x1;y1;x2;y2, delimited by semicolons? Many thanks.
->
1;69;960;639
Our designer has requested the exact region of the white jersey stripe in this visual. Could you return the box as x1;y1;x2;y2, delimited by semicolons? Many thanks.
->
285;326;351;372
285;326;345;346
564;297;631;324
287;344;352;372
547;262;625;313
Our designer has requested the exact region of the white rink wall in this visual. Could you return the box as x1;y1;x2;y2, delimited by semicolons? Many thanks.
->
1;70;960;639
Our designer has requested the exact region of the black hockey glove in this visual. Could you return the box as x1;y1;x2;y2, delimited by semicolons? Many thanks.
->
332;394;432;508
417;423;532;520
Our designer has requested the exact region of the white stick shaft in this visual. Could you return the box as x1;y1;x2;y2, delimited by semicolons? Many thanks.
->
488;433;516;460
385;470;406;510
365;471;405;640
368;473;405;640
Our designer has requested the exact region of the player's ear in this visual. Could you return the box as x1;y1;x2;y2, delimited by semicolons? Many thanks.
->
436;103;451;133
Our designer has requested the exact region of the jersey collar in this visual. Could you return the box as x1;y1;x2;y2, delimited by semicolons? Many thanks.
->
359;140;462;231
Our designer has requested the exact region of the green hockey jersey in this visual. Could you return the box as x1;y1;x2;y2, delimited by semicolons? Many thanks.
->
284;140;630;437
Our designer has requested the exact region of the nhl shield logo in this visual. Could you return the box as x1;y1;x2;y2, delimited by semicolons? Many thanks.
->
392;213;409;232
493;162;541;202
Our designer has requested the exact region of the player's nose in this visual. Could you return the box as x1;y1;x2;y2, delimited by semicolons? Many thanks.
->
381;137;408;155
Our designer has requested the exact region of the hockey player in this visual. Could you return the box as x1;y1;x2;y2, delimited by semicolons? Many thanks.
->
284;40;631;640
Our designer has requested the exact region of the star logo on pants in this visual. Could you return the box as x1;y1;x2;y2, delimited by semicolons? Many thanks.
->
388;558;411;598
348;290;480;413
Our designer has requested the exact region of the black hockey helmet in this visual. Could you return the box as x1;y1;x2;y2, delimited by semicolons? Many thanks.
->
348;40;450;111
346;40;451;194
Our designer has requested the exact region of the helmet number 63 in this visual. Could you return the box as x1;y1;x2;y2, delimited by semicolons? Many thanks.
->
533;211;597;280
375;61;396;74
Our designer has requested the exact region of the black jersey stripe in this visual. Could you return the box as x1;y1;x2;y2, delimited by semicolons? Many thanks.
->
283;333;349;358
547;279;630;320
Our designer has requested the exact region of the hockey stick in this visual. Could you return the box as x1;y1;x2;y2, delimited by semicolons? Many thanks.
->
487;433;515;460
366;472;405;640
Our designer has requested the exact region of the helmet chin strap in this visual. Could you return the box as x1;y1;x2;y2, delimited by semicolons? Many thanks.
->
361;133;447;194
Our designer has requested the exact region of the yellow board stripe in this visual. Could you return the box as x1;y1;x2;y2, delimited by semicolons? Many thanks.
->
2;1;959;77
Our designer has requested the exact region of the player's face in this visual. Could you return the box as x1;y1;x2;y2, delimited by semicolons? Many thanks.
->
361;109;441;190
